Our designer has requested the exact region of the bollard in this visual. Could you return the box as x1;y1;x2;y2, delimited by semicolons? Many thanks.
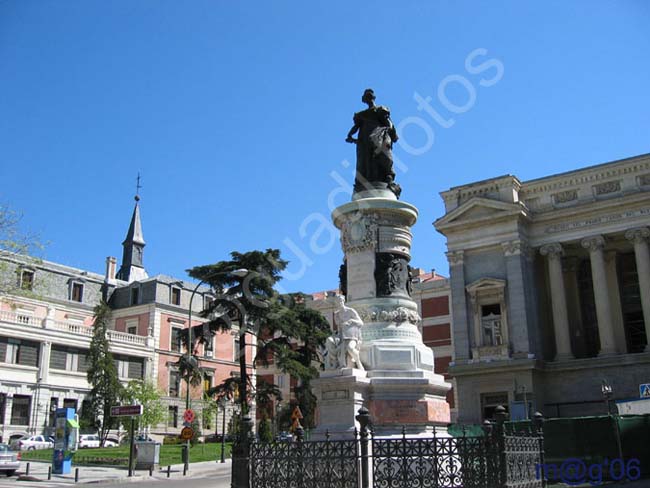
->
167;465;171;478
75;468;79;483
183;462;187;476
26;462;30;475
149;466;153;476
48;466;52;480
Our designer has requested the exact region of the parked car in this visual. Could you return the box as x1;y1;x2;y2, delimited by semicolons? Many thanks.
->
11;435;53;451
104;438;118;447
204;433;234;443
78;435;101;449
275;431;293;442
0;444;20;477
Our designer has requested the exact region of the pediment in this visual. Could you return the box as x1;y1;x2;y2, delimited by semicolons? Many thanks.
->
435;197;527;231
466;278;506;294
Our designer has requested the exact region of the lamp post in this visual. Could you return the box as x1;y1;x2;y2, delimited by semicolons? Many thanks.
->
601;379;624;463
184;268;248;475
219;397;227;463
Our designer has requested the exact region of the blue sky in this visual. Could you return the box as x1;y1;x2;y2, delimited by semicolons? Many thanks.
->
1;1;649;293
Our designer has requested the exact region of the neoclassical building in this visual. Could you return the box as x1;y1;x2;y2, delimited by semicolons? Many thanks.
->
435;153;650;422
0;197;251;442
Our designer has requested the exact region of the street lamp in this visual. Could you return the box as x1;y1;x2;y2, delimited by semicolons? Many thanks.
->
184;268;248;474
219;397;227;464
601;379;624;462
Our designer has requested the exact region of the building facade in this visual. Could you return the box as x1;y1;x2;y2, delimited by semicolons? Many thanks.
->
435;153;650;422
0;197;252;442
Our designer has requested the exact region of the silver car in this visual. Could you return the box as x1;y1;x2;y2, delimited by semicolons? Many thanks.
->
0;444;20;477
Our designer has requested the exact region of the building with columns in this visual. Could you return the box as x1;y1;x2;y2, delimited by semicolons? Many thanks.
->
435;153;650;422
0;196;251;442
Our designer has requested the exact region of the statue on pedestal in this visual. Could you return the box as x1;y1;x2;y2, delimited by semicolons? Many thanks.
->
346;89;401;198
322;296;365;371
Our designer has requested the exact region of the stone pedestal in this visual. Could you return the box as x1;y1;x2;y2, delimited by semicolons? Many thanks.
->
314;189;451;437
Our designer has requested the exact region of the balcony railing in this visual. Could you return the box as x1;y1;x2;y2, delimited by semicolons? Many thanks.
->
0;310;41;327
0;311;148;347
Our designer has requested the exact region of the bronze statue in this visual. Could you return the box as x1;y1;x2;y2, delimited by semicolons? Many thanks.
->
346;89;401;197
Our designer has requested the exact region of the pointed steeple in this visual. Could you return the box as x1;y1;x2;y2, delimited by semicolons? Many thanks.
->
117;195;148;283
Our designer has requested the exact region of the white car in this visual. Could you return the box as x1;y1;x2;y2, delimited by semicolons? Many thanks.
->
0;444;20;477
78;435;101;449
12;435;53;451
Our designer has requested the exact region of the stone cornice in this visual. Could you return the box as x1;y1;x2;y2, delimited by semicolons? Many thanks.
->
520;153;650;197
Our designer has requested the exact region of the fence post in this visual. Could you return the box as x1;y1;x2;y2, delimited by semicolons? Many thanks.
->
356;407;371;488
296;425;304;488
533;411;546;488
494;405;508;488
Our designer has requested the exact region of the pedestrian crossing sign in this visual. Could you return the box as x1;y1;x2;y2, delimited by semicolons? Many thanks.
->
640;383;650;398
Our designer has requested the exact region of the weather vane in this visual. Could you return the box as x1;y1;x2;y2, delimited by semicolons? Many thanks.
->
135;173;142;201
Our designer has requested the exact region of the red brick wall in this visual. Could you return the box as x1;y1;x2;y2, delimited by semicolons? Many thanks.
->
422;323;451;347
421;296;449;318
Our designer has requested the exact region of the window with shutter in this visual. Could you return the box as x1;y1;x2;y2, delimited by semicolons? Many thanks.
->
128;358;143;379
17;341;39;367
50;347;68;370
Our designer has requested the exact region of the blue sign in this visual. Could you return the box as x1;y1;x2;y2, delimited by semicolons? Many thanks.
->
640;384;650;398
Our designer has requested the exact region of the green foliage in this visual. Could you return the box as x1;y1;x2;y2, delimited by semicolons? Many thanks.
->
0;205;45;296
189;417;201;446
258;414;273;443
85;302;123;445
187;250;330;430
120;380;166;432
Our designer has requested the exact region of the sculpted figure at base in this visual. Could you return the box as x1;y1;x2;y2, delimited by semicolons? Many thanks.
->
346;89;401;198
334;295;364;370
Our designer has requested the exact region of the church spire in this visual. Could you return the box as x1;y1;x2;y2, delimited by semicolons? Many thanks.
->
117;177;148;283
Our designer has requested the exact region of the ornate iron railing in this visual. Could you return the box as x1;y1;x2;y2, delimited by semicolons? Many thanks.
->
250;435;359;488
246;406;544;488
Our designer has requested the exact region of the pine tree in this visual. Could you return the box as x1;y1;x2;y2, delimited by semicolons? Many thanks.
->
187;250;330;429
85;301;123;445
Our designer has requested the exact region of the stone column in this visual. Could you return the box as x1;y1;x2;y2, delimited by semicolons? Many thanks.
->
540;243;573;360
3;395;13;426
39;341;51;383
502;240;535;358
581;236;617;355
625;227;650;352
447;251;470;360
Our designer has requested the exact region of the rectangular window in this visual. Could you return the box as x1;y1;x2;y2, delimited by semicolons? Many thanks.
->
63;398;77;411
0;394;6;425
4;339;39;367
204;295;214;309
71;283;83;302
115;358;129;378
130;287;139;305
169;370;180;397
20;270;34;291
171;328;182;352
127;326;137;335
49;397;58;426
11;395;31;425
233;337;240;361
171;287;181;306
168;406;178;428
203;373;212;393
481;304;502;347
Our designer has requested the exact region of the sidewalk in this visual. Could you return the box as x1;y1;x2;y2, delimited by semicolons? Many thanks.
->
2;459;232;487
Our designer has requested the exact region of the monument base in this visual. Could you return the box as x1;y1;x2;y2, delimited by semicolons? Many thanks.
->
313;369;451;438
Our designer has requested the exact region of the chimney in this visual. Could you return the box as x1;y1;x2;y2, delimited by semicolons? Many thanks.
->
431;268;436;278
105;256;117;282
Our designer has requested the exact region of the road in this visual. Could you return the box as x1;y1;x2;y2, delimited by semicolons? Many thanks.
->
93;474;232;488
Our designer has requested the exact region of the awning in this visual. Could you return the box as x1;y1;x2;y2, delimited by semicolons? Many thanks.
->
67;419;79;428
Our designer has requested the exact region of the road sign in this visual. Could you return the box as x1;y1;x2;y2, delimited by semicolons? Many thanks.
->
110;405;143;417
183;409;195;423
180;427;194;440
640;383;650;398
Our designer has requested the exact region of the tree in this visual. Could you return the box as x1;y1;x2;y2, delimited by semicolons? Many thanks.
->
121;380;166;433
187;249;330;429
84;301;123;446
258;413;273;443
0;204;45;296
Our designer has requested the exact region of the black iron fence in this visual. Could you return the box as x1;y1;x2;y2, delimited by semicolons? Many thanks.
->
245;406;545;488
